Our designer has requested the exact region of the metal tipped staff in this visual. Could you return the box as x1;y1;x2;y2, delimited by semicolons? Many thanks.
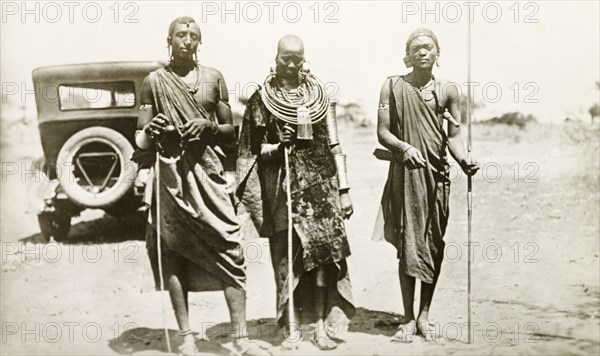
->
283;145;298;350
466;17;474;345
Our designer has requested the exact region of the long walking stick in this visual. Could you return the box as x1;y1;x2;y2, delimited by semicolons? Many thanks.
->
283;145;298;349
466;18;474;345
155;150;172;353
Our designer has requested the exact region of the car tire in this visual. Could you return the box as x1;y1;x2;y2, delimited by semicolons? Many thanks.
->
38;211;71;242
56;126;137;208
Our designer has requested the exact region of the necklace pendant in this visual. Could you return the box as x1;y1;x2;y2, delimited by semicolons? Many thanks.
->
189;86;199;94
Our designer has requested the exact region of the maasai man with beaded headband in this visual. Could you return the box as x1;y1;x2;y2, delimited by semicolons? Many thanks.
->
372;28;480;342
133;16;271;356
236;35;355;351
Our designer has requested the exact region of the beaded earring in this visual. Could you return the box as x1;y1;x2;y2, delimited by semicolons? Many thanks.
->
298;60;310;82
301;60;311;72
167;37;174;63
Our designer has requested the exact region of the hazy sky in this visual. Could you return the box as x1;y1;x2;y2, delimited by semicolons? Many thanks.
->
1;0;599;122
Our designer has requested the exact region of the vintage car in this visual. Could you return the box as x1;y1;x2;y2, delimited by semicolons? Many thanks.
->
30;61;165;241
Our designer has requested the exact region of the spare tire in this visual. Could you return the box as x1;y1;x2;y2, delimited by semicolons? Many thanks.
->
56;126;137;208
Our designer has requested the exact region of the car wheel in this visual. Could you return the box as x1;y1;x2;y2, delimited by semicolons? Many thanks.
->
56;126;137;208
38;211;71;242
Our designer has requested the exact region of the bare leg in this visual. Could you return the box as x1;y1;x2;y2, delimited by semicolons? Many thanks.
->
313;266;336;350
398;263;416;322
417;263;441;326
315;266;328;319
417;274;439;325
226;274;273;355
416;263;442;341
167;275;195;348
389;263;419;342
223;284;247;338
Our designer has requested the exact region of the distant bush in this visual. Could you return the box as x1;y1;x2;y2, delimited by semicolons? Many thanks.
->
337;102;371;127
459;96;485;123
481;112;537;128
589;103;599;124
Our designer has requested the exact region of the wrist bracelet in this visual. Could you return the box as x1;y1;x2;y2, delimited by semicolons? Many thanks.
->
326;102;340;146
334;153;350;191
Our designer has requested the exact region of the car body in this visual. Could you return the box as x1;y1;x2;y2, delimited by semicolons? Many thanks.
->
30;61;165;240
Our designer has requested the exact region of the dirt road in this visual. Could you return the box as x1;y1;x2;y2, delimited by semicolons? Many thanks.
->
1;121;598;355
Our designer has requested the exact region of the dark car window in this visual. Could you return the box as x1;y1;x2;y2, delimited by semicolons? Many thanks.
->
58;81;135;111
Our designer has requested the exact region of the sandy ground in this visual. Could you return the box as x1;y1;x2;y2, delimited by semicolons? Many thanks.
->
1;119;599;355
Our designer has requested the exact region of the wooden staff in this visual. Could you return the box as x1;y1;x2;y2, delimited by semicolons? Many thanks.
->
283;145;298;349
149;90;172;353
467;17;474;345
155;150;172;353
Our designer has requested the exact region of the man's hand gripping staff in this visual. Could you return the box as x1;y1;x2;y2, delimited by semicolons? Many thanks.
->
374;110;480;176
138;113;219;157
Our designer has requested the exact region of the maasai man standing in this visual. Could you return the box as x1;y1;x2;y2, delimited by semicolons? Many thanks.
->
373;28;479;342
237;35;355;350
134;17;271;356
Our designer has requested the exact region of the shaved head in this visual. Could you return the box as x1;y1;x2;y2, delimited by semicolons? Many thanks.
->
274;34;305;80
277;34;304;56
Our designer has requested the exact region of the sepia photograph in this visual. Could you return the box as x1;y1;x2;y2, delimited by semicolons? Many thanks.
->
1;1;599;355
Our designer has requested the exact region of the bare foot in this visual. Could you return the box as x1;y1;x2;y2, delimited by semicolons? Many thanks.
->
391;320;417;343
280;325;301;350
312;320;338;350
177;338;199;356
232;338;273;356
280;333;301;350
417;318;440;342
